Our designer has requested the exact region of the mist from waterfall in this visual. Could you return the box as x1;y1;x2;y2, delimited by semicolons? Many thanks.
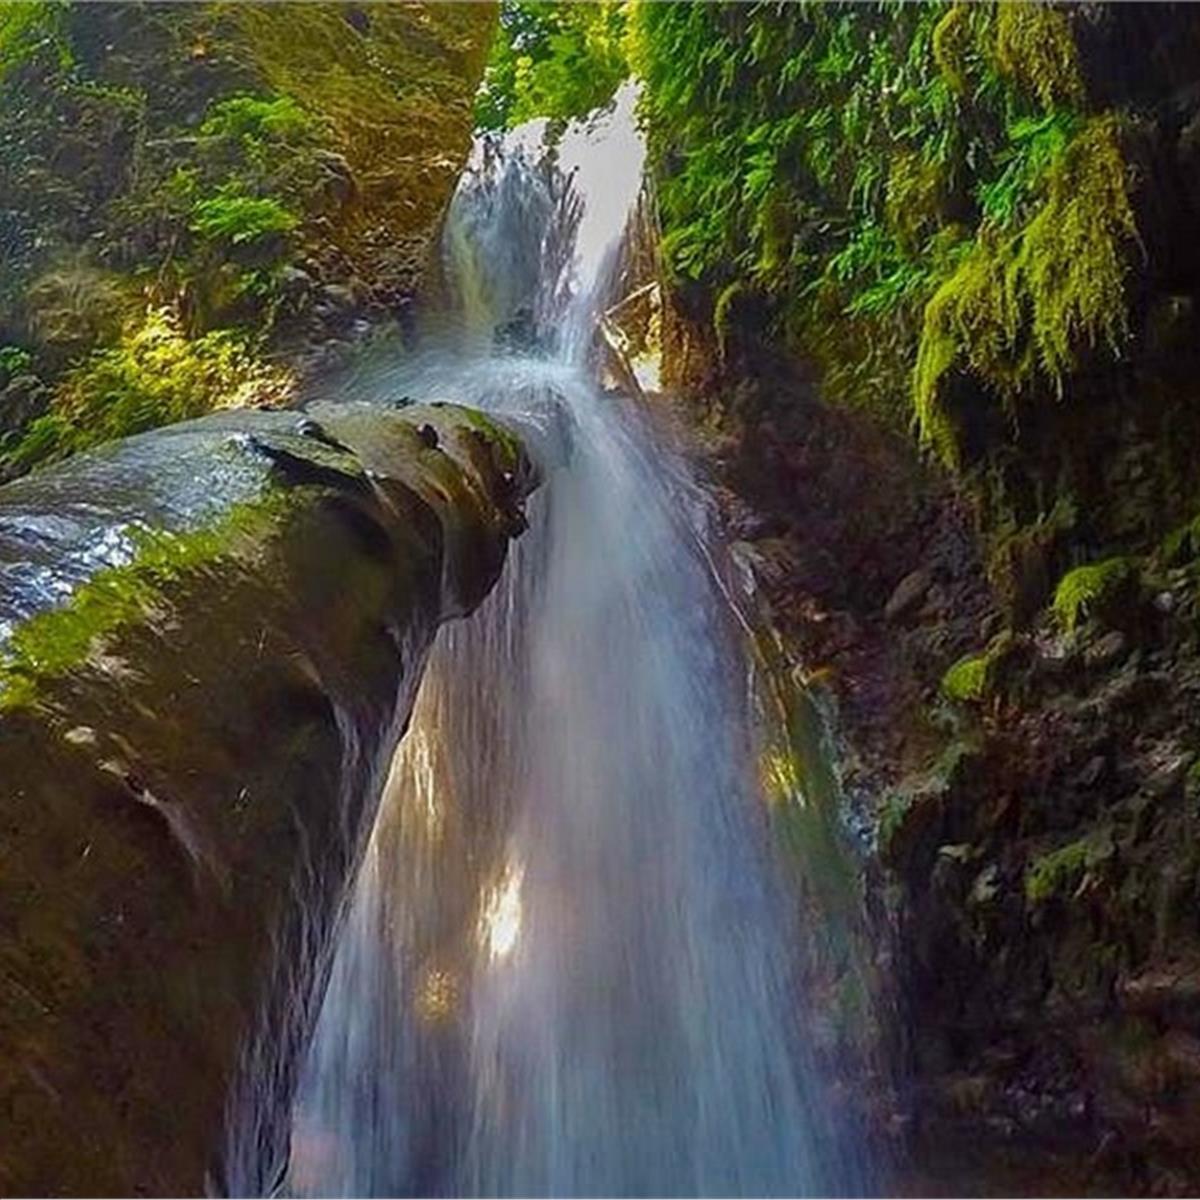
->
286;83;868;1198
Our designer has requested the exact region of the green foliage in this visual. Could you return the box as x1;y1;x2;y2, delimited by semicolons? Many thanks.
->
1025;834;1108;905
190;185;299;246
198;92;313;145
941;652;991;702
913;116;1134;464
475;1;628;131
1052;556;1134;632
634;1;1138;465
975;110;1081;227
0;1;68;81
0;344;32;377
1160;513;1200;565
4;308;292;470
0;2;487;476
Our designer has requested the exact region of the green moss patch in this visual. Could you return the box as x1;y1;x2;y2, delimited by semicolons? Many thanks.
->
941;652;992;703
1052;555;1136;632
914;117;1135;466
0;492;291;711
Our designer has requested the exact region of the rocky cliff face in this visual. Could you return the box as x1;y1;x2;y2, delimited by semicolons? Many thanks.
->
635;4;1200;1194
0;2;496;472
0;401;534;1196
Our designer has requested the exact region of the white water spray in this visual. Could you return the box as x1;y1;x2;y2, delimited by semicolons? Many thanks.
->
286;90;866;1198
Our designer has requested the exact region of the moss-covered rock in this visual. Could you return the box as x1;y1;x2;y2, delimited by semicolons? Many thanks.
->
0;2;497;470
0;399;534;1196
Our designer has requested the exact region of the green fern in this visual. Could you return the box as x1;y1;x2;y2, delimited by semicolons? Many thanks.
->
190;186;298;245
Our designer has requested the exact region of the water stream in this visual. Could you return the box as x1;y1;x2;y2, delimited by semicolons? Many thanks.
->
286;87;866;1198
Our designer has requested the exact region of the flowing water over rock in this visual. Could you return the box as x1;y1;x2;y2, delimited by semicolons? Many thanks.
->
288;87;866;1198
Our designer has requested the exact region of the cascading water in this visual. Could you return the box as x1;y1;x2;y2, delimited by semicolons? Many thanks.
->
286;86;868;1198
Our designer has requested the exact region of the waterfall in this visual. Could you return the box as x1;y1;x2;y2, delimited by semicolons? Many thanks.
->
286;85;868;1198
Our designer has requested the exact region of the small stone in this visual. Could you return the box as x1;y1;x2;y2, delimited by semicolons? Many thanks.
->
979;611;1004;641
343;5;370;33
417;424;439;450
1154;590;1177;614
1073;754;1107;788
279;265;313;291
1145;749;1194;798
937;842;973;863
918;582;949;618
1084;629;1128;670
884;568;932;621
320;284;356;309
969;863;1001;906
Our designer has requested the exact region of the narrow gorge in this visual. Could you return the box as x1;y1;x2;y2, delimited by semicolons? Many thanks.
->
4;4;1200;1198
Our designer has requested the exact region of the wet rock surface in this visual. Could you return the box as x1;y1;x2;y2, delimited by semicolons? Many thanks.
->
655;247;1200;1197
0;402;534;1196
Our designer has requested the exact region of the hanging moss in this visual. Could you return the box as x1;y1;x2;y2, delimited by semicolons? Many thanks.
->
1025;832;1111;905
914;117;1136;465
991;2;1084;109
885;151;946;255
930;2;975;97
632;0;1142;474
713;280;746;361
914;230;1021;466
1015;116;1135;380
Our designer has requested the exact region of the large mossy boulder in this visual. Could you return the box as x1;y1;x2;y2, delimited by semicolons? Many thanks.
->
0;401;534;1195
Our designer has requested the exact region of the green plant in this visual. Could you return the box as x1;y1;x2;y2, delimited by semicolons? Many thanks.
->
198;93;313;144
1052;556;1135;632
0;344;32;377
189;185;299;246
0;2;68;81
975;110;1082;227
914;116;1135;465
1160;513;1200;565
5;308;293;470
1025;833;1109;905
630;1;1138;465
